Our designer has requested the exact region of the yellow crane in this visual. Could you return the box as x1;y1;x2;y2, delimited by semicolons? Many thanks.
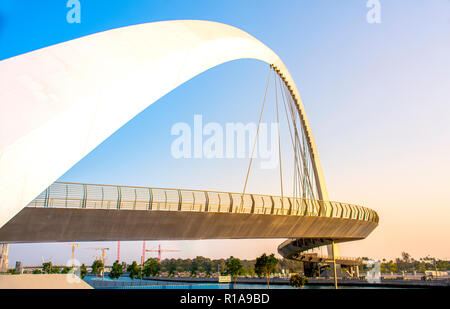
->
84;247;109;279
60;243;80;263
85;247;109;265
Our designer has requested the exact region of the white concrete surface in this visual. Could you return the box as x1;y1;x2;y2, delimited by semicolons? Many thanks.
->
0;274;93;289
0;20;328;231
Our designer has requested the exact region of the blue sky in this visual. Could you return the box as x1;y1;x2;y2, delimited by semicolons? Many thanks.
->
2;0;450;265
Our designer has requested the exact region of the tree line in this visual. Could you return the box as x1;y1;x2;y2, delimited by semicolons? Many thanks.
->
29;253;306;288
377;252;449;273
28;252;448;280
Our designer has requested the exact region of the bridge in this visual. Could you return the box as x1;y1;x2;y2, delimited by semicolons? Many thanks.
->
0;20;378;270
0;181;378;261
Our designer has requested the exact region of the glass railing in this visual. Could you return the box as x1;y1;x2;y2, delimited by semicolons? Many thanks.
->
27;182;379;224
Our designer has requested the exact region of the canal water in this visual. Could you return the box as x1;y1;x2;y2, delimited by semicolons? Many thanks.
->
83;276;387;289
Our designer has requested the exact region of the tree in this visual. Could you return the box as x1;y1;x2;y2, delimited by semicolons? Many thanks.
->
190;262;198;277
219;260;226;275
401;252;411;263
42;262;60;274
127;261;141;280
161;266;167;274
91;260;104;277
109;260;123;279
61;267;72;274
32;269;42;274
289;274;309;289
52;266;61;274
225;256;244;288
80;264;88;279
205;265;212;278
245;267;256;277
168;266;176;277
42;262;52;274
254;253;278;288
143;258;160;277
417;263;426;273
390;261;398;274
380;263;387;274
198;266;204;276
176;266;184;274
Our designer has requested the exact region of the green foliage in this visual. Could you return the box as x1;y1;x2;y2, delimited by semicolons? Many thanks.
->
204;266;212;278
277;258;304;274
168;266;176;277
289;274;309;289
127;261;142;280
80;264;88;279
225;256;244;288
155;256;256;276
401;252;411;263
42;262;60;274
143;258;160;277
416;263;426;273
109;260;123;279
219;260;226;275
176;266;184;274
32;269;42;274
190;262;198;277
52;267;61;273
245;266;256;277
42;262;52;274
255;253;278;288
198;266;204;274
91;260;104;276
370;253;450;275
7;269;18;275
61;267;72;274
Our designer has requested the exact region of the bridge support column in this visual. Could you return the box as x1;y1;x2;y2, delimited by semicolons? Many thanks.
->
303;261;319;277
332;240;338;289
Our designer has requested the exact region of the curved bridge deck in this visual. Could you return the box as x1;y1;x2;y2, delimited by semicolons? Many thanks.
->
286;252;362;266
0;182;378;248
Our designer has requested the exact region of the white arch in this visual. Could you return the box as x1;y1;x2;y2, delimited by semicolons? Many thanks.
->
0;20;329;228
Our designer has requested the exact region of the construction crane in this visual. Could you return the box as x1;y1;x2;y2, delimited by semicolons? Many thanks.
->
41;256;52;263
117;241;120;262
60;243;80;264
146;244;180;263
142;241;146;265
85;247;109;265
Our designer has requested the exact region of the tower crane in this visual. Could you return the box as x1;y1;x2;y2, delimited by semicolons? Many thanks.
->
117;241;120;262
146;244;180;263
59;243;80;265
85;247;109;265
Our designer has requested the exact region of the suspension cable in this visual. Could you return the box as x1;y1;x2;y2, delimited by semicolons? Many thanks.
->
277;74;312;202
282;80;316;200
241;66;272;202
277;74;301;201
274;70;284;208
241;66;317;213
285;86;309;199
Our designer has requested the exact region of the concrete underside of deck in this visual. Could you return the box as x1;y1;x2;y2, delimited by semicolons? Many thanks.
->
0;208;377;243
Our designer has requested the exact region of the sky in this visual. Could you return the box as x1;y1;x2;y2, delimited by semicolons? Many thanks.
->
1;0;449;266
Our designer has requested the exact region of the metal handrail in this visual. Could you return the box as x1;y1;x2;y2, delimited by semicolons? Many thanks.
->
27;182;379;224
296;253;362;262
